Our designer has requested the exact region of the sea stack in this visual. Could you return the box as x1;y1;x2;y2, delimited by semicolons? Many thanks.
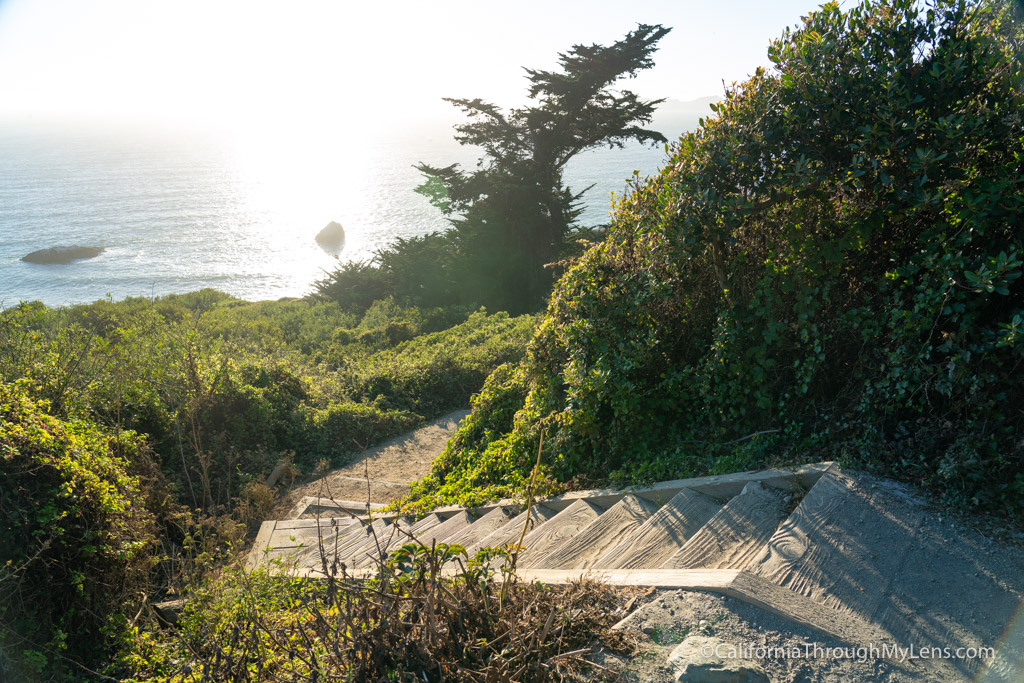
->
315;221;345;256
21;246;105;264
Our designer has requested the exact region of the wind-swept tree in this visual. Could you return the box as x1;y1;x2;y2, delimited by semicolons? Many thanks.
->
416;24;671;312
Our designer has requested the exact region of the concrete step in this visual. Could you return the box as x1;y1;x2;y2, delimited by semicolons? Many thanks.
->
593;488;723;570
744;470;1024;678
347;512;448;569
293;517;391;567
407;509;474;549
526;494;661;570
267;517;361;550
248;462;833;575
408;511;445;536
516;499;605;566
465;504;558;557
348;509;477;568
661;481;787;570
249;517;363;569
440;505;518;551
346;518;414;568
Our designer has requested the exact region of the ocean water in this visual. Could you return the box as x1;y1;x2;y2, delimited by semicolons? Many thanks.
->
0;122;673;307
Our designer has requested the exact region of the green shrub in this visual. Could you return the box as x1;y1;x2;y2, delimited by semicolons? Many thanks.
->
312;259;398;314
1;294;536;512
419;0;1024;518
0;381;159;678
345;310;540;416
307;402;422;456
406;362;560;511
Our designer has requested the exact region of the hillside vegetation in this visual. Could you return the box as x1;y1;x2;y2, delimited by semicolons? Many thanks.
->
4;0;1024;679
0;293;536;678
410;0;1024;518
1;294;535;508
0;384;157;679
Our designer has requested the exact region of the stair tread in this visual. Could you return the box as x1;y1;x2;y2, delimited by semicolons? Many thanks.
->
275;517;362;530
516;499;604;565
407;512;445;536
407;509;474;549
268;518;361;549
441;505;518;551
527;494;660;570
594;488;723;569
346;512;447;569
291;517;389;566
466;504;558;557
661;481;787;570
746;469;1024;659
746;470;920;621
346;519;415;567
270;518;367;558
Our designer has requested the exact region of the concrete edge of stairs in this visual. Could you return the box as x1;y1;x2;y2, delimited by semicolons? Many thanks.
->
286;496;388;519
244;459;1024;676
285;461;835;521
244;460;929;658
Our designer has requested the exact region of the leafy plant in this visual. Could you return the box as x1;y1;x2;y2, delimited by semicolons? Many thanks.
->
0;382;160;678
416;0;1024;519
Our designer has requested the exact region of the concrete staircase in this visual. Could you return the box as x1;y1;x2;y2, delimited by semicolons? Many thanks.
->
249;463;846;632
250;463;829;577
249;460;1024;680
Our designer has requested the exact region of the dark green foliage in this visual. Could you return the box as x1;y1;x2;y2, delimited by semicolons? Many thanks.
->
311;259;391;314
0;382;158;678
314;234;465;313
406;362;555;510
415;0;1024;518
339;309;539;416
418;24;670;312
306;403;421;453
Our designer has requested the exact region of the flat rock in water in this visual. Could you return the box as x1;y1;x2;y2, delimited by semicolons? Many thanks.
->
21;246;105;264
668;636;769;683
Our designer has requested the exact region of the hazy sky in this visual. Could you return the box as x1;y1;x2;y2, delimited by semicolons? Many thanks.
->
0;0;823;135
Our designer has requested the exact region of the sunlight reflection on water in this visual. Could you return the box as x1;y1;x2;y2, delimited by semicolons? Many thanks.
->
0;123;669;307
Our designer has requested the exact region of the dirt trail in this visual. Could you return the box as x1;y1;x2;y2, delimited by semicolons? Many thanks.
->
278;409;470;514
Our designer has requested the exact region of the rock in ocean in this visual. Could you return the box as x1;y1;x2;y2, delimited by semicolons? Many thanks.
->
315;221;345;255
21;246;105;264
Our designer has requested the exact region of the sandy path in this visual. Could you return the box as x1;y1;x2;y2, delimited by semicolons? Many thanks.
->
278;409;470;514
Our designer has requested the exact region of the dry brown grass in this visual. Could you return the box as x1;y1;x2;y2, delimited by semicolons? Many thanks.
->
161;540;643;682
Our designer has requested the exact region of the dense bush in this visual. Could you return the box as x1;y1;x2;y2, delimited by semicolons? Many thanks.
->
412;0;1024;518
407;362;561;510
305;402;422;454
313;234;469;313
0;294;537;511
0;382;159;679
339;310;540;415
